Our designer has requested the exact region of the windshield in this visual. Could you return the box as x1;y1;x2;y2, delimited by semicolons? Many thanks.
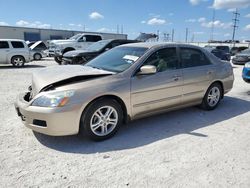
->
86;40;111;51
85;46;147;73
69;34;82;40
241;48;250;54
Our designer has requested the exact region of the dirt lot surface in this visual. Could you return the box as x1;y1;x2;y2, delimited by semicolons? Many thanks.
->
0;58;250;188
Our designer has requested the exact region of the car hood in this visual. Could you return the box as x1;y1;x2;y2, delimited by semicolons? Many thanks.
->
31;65;114;96
50;39;74;44
236;53;250;57
63;50;91;57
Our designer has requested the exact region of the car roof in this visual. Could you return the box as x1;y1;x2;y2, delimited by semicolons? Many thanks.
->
0;39;25;42
120;42;203;49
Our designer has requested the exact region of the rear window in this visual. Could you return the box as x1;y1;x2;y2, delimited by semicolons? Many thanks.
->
216;46;229;53
11;41;25;48
0;41;9;49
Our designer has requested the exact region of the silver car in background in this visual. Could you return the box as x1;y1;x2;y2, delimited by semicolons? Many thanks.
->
15;43;234;141
0;39;31;67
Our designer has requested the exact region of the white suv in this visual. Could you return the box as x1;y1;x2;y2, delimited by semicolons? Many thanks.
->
0;39;31;67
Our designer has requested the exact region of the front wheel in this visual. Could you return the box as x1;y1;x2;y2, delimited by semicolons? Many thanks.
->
80;99;123;141
54;56;62;64
201;83;222;110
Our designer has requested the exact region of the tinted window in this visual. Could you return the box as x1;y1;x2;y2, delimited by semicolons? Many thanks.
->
180;48;211;68
11;41;24;48
85;35;102;42
144;48;179;72
0;41;9;49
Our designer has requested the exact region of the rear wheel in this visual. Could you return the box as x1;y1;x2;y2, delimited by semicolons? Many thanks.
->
201;83;222;110
80;99;123;141
11;56;25;67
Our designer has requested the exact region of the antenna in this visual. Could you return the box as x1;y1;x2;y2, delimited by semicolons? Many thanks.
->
232;9;240;44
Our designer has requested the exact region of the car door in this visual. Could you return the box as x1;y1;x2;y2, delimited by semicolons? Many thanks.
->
10;41;29;61
179;47;216;104
131;47;183;117
0;41;10;63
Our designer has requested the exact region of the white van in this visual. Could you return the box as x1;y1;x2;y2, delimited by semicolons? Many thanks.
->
0;39;31;67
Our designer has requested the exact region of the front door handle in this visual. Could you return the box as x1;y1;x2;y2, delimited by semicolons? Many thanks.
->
207;71;213;75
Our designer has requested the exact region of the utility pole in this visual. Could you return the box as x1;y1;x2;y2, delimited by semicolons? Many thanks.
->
121;25;123;34
185;28;188;43
210;9;215;41
117;25;120;34
232;9;240;45
171;29;174;42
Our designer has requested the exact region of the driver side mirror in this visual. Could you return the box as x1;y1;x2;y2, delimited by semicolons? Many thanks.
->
137;65;157;75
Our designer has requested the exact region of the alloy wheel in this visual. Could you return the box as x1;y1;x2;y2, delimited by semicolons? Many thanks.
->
207;87;220;107
90;106;118;136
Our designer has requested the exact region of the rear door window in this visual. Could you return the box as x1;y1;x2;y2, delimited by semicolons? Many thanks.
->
11;41;25;48
85;35;102;42
0;41;9;49
180;48;211;68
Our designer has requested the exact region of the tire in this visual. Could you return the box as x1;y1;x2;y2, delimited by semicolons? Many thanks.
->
34;53;42;60
54;56;62;64
201;83;222;110
11;56;25;67
80;98;123;141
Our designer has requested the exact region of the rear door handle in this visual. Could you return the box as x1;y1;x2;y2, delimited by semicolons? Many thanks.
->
172;75;181;81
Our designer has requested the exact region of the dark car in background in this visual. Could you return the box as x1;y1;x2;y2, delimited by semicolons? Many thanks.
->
232;48;250;65
204;47;230;61
62;39;139;64
230;46;248;56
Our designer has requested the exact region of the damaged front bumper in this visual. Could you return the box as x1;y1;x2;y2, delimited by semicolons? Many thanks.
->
14;92;82;136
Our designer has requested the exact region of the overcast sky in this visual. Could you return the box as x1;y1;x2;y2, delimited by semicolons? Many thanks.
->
0;0;250;42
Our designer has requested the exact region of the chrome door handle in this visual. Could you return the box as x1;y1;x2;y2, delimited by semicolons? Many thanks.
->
5;50;10;52
207;71;213;75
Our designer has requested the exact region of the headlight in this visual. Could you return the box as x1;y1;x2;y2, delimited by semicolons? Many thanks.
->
245;62;250;68
32;90;75;107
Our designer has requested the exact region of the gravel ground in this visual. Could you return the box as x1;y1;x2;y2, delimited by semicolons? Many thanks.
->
0;58;250;188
